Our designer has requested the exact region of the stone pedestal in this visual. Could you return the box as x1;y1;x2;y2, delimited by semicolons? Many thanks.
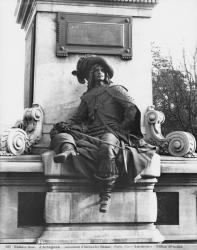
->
12;0;166;244
1;155;197;243
37;151;164;244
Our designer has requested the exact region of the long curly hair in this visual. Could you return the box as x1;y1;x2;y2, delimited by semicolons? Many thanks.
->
87;64;112;91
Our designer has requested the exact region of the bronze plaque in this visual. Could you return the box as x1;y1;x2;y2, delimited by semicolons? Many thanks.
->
56;13;132;60
67;22;124;47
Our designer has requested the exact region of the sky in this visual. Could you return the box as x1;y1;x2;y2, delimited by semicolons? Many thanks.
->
151;0;197;62
0;0;197;130
0;0;25;130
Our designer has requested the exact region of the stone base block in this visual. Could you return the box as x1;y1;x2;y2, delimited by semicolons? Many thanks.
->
45;190;157;224
38;224;164;244
38;178;164;243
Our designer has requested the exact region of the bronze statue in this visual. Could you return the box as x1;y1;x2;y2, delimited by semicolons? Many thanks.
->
50;56;157;213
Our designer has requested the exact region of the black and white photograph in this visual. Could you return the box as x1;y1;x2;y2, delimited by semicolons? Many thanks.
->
0;0;197;249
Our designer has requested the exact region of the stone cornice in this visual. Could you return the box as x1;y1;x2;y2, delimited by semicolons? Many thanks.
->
15;0;157;29
15;0;34;28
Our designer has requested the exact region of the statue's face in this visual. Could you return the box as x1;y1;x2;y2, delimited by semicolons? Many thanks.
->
93;65;105;82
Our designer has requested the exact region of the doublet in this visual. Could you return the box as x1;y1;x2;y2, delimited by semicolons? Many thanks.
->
70;84;142;139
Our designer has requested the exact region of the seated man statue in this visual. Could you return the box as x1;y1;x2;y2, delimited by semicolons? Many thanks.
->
50;56;157;213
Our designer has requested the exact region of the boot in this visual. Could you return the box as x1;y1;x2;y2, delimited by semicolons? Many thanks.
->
95;158;118;213
99;193;111;213
54;143;76;163
96;176;116;213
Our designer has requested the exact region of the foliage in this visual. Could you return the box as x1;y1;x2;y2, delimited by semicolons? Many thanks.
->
152;44;197;140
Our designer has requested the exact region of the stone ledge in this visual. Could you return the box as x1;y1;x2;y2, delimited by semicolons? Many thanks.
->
1;154;197;174
160;156;197;173
38;225;164;244
0;155;43;173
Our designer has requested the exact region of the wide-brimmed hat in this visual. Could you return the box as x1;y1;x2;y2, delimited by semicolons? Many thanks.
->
72;56;114;84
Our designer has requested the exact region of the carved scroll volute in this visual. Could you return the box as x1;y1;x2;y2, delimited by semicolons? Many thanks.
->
23;104;44;146
0;104;44;156
0;128;28;156
145;106;197;157
145;106;166;142
166;131;196;157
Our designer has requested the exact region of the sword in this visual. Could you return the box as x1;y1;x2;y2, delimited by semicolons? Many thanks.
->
73;130;129;173
72;129;127;150
121;140;128;173
72;129;130;173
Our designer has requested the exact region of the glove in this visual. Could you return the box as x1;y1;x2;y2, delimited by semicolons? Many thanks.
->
50;122;71;139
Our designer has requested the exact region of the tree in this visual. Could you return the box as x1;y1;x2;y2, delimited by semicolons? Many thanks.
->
152;44;197;140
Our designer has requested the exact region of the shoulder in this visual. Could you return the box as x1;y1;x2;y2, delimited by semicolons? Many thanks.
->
80;89;93;100
108;85;128;93
107;84;134;102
